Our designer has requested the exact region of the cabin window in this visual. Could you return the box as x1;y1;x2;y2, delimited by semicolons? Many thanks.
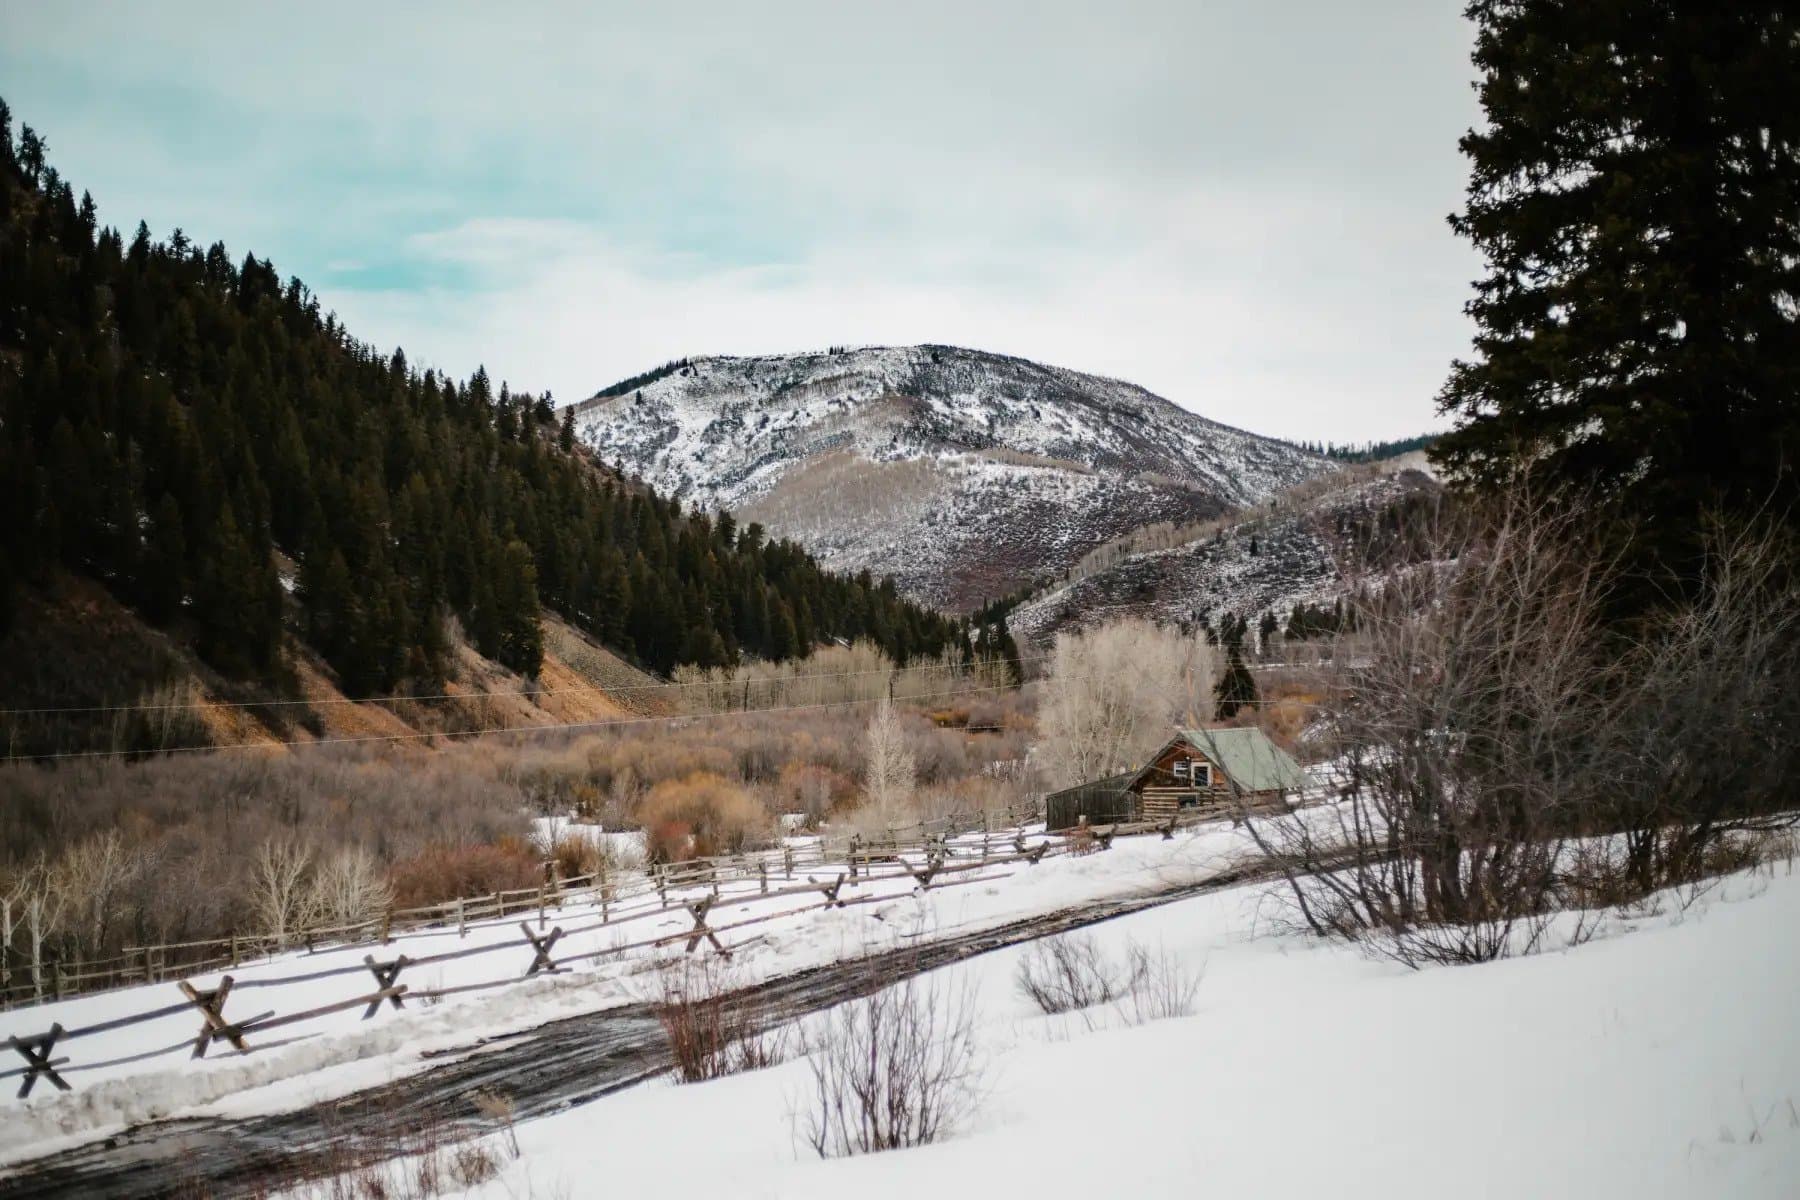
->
1192;760;1212;787
1171;760;1189;780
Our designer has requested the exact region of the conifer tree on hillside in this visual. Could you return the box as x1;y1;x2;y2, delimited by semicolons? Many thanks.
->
1214;637;1258;720
0;99;959;694
1434;3;1800;580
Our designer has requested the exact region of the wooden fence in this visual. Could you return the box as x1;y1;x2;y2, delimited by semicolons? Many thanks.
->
0;801;1044;1011
0;807;1228;1098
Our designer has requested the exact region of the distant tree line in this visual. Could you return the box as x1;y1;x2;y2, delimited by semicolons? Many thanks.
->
0;99;958;689
589;357;693;401
1296;434;1439;463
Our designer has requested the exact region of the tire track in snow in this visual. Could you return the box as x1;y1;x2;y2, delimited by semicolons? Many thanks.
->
1;865;1264;1199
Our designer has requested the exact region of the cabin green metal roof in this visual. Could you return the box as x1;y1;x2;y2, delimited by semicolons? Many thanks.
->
1176;727;1308;793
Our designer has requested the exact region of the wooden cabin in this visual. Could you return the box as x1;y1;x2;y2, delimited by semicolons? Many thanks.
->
1045;727;1307;830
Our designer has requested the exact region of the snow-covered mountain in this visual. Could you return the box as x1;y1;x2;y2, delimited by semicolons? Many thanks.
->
1009;454;1443;647
573;345;1333;610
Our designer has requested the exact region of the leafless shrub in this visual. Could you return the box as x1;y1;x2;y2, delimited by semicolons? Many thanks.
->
387;839;540;909
1115;942;1203;1025
1238;488;1617;965
447;1141;500;1188
798;971;986;1157
471;1089;521;1159
1016;934;1127;1021
1599;517;1800;895
1240;489;1800;966
636;772;770;864
1017;934;1202;1029
655;959;788;1082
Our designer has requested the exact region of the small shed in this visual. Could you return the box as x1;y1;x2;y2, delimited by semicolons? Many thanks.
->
1044;771;1138;832
1045;727;1307;830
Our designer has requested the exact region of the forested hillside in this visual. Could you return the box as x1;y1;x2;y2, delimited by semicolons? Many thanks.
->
0;100;956;706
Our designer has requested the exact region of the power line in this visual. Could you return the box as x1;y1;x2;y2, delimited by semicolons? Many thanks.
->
0;653;1053;718
1;680;1046;764
2;676;1341;767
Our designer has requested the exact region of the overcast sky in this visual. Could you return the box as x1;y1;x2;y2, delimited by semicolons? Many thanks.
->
3;1;1481;443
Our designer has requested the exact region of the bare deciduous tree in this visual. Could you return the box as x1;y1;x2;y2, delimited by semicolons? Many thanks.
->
1239;490;1619;964
1239;489;1800;965
863;699;916;822
308;845;393;931
250;836;316;947
1035;618;1220;787
53;829;147;952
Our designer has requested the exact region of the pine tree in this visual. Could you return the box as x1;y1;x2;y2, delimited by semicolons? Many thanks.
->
141;492;187;622
1214;641;1258;720
493;538;544;677
299;542;353;664
1434;3;1800;581
193;502;278;674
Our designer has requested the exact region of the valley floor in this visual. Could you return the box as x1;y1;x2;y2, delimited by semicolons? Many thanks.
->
440;862;1799;1200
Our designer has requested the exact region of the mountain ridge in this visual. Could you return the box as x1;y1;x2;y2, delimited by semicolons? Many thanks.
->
574;344;1334;610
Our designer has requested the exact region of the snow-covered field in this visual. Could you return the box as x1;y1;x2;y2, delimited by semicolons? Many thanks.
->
410;861;1800;1200
7;813;1796;1199
0;821;1255;1165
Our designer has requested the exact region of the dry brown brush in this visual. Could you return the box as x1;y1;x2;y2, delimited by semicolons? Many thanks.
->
655;959;788;1083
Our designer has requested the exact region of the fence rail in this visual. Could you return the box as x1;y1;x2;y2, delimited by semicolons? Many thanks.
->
0;801;1044;1010
0;807;1219;1098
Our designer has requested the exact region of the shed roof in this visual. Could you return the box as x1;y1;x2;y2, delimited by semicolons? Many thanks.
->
1174;727;1308;793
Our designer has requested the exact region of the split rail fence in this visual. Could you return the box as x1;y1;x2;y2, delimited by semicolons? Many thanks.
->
0;802;1042;1011
1;805;1216;1099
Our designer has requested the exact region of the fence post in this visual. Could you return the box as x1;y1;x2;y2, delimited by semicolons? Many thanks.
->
381;906;393;946
758;860;768;895
230;932;240;968
1;897;9;993
457;898;467;939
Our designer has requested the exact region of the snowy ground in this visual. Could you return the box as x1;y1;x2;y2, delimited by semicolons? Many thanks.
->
0;821;1254;1165
366;860;1798;1200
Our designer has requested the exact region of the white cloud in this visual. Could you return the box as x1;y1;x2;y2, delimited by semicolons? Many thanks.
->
9;0;1484;441
331;198;1469;441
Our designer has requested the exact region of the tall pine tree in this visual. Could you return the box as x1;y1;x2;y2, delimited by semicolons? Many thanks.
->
1434;3;1800;581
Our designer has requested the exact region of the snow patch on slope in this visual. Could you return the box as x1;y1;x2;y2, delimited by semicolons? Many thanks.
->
575;346;1333;609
